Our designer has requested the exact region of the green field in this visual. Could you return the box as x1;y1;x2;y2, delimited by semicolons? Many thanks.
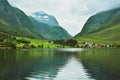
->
16;37;70;48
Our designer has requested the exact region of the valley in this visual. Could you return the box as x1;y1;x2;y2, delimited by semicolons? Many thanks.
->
0;0;120;49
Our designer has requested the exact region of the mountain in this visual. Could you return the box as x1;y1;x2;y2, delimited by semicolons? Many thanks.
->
0;0;43;39
0;0;71;40
32;11;59;26
76;7;120;41
29;16;72;40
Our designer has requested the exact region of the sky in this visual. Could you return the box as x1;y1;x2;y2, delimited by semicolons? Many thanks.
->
8;0;120;36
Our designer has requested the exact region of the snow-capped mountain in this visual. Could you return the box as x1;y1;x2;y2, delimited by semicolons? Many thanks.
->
32;11;59;26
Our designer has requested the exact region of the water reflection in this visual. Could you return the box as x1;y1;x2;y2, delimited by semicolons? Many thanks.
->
54;56;94;80
0;48;120;80
0;49;70;80
76;48;120;80
56;48;84;52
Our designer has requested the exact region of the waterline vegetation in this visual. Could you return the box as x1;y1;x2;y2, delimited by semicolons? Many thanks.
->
0;34;120;49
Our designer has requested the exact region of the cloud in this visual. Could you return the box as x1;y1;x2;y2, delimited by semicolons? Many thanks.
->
8;0;120;36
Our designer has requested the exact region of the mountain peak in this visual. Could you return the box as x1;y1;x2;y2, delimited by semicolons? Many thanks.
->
33;11;48;17
31;11;59;26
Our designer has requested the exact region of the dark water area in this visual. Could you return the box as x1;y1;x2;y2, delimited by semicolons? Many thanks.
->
0;48;120;80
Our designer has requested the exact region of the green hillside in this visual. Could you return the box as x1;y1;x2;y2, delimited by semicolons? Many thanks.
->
76;8;120;36
29;17;72;40
75;7;120;44
0;0;71;41
0;0;44;39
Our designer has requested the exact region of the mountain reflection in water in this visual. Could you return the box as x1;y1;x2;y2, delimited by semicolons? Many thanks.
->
0;48;119;80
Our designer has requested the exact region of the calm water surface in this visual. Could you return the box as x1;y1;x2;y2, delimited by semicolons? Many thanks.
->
0;48;120;80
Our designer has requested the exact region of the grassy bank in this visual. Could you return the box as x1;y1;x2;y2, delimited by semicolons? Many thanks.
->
16;37;70;48
0;34;120;49
74;37;120;48
0;35;71;49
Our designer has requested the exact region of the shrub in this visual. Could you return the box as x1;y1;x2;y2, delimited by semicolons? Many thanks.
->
17;39;30;44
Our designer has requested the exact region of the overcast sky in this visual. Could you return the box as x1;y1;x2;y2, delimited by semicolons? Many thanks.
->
8;0;120;36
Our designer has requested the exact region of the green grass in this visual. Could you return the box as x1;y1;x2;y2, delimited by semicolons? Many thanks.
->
75;23;120;45
16;37;70;48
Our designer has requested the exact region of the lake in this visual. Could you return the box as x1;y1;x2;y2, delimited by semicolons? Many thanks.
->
0;48;120;80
